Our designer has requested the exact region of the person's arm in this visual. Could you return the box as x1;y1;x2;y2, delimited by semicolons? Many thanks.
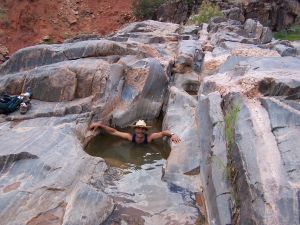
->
148;130;181;143
89;122;132;141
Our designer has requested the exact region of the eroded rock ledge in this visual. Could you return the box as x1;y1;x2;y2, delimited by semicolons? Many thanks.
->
0;18;300;225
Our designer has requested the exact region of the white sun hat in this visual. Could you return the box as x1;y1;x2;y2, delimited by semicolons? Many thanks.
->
131;120;152;129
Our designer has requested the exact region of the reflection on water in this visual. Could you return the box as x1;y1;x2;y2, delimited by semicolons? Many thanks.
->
85;126;171;169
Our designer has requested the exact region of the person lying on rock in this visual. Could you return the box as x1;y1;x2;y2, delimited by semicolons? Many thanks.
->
89;120;181;144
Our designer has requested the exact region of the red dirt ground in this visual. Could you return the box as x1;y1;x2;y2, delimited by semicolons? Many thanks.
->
0;0;134;55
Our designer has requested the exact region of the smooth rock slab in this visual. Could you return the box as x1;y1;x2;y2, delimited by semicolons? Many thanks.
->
0;40;137;75
198;92;231;225
162;86;201;192
0;116;114;225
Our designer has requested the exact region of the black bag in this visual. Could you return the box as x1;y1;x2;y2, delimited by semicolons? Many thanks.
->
0;95;23;114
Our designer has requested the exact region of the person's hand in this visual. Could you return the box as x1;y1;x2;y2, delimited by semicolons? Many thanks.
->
89;122;101;131
171;134;181;144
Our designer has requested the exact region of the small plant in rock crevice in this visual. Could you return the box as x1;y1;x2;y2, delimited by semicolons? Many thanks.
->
224;103;241;220
187;0;224;25
224;104;240;159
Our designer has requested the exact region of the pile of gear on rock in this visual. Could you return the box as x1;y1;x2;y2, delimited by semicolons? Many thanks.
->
0;87;32;115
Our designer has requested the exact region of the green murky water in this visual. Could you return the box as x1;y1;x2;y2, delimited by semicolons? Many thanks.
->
85;124;170;169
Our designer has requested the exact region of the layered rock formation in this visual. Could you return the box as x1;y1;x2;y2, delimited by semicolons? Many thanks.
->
157;0;300;31
0;16;300;225
156;0;202;23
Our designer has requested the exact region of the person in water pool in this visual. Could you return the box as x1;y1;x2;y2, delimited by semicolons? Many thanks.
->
89;120;181;144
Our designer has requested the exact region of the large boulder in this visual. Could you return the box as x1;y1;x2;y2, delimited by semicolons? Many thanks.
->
0;58;111;102
209;18;272;46
0;40;137;75
112;58;168;127
274;43;298;57
111;20;179;44
174;40;204;73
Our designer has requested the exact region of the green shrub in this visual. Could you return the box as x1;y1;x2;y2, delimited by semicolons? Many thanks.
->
188;0;223;25
133;0;165;20
274;26;300;41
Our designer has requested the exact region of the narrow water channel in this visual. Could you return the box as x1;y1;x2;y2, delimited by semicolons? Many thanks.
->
85;123;201;225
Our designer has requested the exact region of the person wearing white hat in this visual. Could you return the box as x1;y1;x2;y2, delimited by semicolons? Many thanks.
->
89;120;181;144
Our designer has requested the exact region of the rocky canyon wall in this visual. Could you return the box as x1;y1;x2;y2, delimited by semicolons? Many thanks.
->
157;0;300;31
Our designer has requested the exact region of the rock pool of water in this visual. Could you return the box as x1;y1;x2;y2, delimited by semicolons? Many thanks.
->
85;126;201;225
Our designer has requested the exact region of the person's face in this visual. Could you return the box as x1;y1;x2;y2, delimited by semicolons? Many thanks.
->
135;127;146;134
